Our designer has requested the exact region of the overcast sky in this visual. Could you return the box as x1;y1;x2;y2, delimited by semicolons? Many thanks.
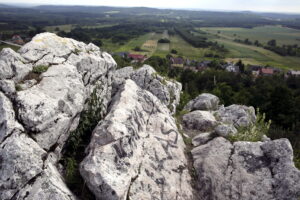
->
1;0;300;13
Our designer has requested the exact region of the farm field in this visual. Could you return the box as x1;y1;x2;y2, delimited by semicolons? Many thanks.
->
168;35;212;59
45;24;74;33
200;26;300;69
201;25;300;46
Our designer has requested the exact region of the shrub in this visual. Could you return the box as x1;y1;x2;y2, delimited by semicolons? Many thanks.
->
15;84;23;91
32;65;49;74
228;109;271;142
61;86;103;199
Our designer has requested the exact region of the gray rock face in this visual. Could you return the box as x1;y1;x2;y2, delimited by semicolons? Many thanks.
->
214;123;237;137
80;80;193;200
184;93;220;112
192;137;300;200
0;33;116;200
0;48;32;82
113;65;182;114
215;104;256;128
16;64;86;151
182;110;217;132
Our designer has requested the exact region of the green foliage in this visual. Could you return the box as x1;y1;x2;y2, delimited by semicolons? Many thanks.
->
62;86;103;199
228;109;271;142
171;49;177;54
158;38;170;43
32;65;49;74
15;84;23;91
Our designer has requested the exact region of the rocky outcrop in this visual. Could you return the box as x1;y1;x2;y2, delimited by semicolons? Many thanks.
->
192;137;300;200
182;111;217;132
182;94;300;200
113;65;182;114
0;33;116;200
1;33;299;200
80;80;193;200
184;93;220;112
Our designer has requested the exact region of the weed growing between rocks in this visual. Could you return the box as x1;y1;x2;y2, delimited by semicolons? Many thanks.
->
32;65;49;74
61;86;104;200
228;109;271;142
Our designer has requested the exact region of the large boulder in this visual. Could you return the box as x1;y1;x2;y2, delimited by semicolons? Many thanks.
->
113;65;182;114
184;93;220;112
214;105;256;128
182;110;217;132
192;137;300;200
80;80;193;200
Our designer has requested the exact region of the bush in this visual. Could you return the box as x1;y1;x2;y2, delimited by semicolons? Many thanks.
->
228;109;271;142
32;65;49;74
158;38;170;43
61;86;103;199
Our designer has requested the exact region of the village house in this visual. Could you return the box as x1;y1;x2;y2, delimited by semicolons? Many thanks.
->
128;54;147;62
223;62;240;73
170;57;184;68
286;70;300;77
260;68;274;76
11;35;24;45
248;65;262;77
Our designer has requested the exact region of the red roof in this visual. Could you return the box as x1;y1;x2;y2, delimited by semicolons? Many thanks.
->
260;68;274;75
128;54;146;60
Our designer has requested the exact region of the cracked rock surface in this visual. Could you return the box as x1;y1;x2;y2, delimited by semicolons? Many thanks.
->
183;94;300;200
113;65;182;114
0;32;116;200
80;80;193;200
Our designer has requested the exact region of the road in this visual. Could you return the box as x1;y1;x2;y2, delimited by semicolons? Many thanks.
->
0;40;22;47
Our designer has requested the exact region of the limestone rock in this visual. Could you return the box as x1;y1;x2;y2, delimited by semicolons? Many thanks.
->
16;64;86;151
14;163;76;200
182;110;217;132
192;132;215;147
214;123;237;137
215;104;256;127
80;80;193;200
184;93;220;111
0;80;16;98
0;132;46;200
113;65;182;114
0;91;23;143
0;48;32;82
192;137;300;200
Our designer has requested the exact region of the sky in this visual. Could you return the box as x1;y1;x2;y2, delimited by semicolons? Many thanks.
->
1;0;300;13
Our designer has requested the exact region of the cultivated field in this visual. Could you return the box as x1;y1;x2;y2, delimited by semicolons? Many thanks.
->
200;26;300;69
201;25;300;46
45;24;74;33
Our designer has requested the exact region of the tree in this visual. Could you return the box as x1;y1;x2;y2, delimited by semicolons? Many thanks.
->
171;49;177;54
267;39;277;47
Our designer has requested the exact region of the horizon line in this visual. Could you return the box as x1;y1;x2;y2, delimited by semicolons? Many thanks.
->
1;2;300;15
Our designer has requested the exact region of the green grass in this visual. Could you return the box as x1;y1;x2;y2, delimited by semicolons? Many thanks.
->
201;25;300;46
45;24;74;33
213;38;300;70
199;26;300;70
169;35;213;60
0;44;20;52
81;23;118;29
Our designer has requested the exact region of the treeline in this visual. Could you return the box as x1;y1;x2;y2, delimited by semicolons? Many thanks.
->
174;27;211;48
233;38;300;57
264;39;300;57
